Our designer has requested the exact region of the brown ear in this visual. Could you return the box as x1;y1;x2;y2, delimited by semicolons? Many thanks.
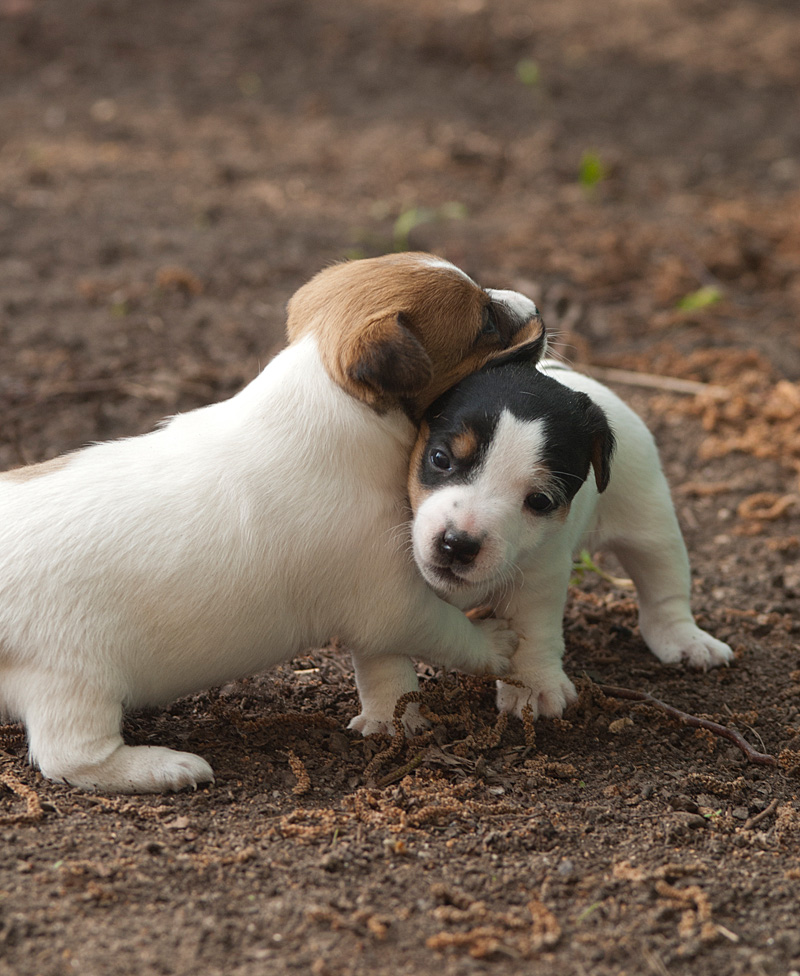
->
342;311;434;408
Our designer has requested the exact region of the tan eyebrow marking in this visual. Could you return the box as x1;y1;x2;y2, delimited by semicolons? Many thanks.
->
450;428;480;462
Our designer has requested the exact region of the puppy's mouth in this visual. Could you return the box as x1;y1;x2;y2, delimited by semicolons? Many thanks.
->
426;563;471;590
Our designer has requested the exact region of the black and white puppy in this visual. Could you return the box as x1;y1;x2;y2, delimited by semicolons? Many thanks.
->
407;356;733;720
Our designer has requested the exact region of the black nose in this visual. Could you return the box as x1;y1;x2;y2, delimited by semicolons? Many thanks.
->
437;528;482;566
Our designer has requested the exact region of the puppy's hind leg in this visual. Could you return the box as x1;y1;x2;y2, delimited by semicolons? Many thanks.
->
23;675;214;794
607;503;733;670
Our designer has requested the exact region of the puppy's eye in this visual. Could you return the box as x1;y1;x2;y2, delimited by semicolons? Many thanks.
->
525;492;556;514
429;449;452;472
481;304;499;337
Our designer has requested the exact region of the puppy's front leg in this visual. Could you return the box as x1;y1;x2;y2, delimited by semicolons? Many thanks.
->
349;592;518;736
496;566;578;720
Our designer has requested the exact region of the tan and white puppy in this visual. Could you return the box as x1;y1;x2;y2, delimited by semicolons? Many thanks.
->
407;357;733;722
0;253;545;793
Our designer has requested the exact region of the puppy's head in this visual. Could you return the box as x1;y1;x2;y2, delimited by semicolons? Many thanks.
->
286;253;545;417
408;363;615;600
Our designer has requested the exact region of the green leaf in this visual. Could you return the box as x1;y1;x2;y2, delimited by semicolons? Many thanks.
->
392;203;467;251
516;59;540;87
579;151;608;189
570;549;634;588
676;286;723;311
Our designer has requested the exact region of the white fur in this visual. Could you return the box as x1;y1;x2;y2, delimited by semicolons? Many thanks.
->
0;335;519;793
411;363;734;721
485;289;539;326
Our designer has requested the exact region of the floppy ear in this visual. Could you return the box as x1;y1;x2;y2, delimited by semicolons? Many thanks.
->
583;399;616;492
485;323;547;370
342;310;434;406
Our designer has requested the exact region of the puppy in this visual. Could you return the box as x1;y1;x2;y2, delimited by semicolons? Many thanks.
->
407;355;733;721
0;252;545;793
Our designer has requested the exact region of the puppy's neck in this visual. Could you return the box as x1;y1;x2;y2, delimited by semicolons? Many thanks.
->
231;335;416;448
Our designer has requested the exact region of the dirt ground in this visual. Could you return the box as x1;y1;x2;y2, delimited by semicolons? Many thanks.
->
1;1;800;973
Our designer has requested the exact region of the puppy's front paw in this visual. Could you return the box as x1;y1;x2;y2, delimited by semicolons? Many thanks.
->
469;618;520;677
348;702;430;738
496;665;577;720
644;622;734;670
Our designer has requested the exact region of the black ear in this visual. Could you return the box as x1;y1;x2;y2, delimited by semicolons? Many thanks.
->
583;399;615;492
484;323;547;370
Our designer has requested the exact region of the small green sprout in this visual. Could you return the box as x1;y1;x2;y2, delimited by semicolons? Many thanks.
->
392;202;467;251
516;59;540;87
578;151;608;190
570;550;634;588
676;285;723;312
577;901;602;922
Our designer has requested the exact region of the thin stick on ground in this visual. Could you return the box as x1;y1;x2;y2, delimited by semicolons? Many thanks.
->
582;364;729;400
743;799;780;830
597;684;778;767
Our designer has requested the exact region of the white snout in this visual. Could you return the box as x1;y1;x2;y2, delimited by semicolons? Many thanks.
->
411;487;514;600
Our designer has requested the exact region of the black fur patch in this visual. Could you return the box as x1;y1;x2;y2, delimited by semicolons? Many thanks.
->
417;362;615;502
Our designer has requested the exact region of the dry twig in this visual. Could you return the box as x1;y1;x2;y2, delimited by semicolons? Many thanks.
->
597;684;778;766
583;364;729;400
742;799;780;830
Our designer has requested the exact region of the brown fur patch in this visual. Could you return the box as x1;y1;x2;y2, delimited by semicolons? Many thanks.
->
1;455;71;483
450;428;479;462
286;252;543;418
407;420;433;512
342;310;433;404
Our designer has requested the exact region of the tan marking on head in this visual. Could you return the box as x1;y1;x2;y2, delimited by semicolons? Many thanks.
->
1;454;71;483
407;420;433;513
450;428;479;463
286;252;545;418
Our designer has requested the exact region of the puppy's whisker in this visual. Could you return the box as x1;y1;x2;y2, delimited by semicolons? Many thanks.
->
383;521;412;554
539;340;577;369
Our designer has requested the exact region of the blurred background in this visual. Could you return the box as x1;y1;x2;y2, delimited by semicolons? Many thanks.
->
1;0;798;467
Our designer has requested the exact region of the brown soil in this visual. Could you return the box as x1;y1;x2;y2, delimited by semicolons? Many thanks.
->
1;1;799;974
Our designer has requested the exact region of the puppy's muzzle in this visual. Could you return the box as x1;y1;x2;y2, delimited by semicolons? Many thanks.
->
437;528;483;567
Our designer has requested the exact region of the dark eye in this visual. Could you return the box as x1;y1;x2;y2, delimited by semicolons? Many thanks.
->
481;304;499;337
525;492;556;513
429;449;452;472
